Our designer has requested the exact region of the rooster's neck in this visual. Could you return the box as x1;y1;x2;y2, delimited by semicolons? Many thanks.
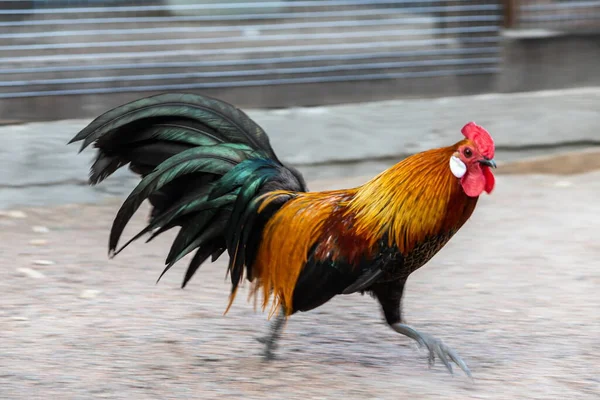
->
348;144;478;253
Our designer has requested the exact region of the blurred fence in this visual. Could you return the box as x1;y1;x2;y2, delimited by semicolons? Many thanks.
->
0;1;598;103
0;0;504;99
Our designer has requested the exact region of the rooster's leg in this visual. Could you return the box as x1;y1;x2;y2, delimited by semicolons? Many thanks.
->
373;280;472;377
256;309;286;361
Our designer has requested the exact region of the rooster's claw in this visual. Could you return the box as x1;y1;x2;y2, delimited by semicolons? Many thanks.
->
417;333;470;377
391;323;472;377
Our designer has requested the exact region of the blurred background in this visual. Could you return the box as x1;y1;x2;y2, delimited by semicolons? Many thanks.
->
1;1;599;399
0;0;599;120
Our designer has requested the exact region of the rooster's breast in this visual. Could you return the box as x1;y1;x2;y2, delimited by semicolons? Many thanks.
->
381;230;458;282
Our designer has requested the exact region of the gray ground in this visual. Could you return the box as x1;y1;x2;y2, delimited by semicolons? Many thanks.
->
1;171;599;399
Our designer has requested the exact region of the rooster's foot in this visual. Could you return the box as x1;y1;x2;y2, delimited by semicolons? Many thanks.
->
391;323;472;377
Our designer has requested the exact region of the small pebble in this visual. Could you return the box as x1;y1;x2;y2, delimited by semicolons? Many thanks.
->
80;290;101;299
554;181;573;188
17;267;46;279
298;107;329;115
32;260;55;266
32;226;50;233
29;239;48;246
0;210;27;219
11;316;29;321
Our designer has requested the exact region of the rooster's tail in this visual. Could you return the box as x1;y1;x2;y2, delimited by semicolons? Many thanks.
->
70;93;307;291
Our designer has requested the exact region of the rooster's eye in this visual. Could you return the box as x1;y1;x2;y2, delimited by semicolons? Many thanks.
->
464;148;473;158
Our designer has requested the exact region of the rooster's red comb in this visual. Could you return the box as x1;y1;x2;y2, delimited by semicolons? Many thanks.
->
461;122;494;159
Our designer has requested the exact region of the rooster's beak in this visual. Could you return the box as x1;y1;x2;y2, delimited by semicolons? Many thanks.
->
479;158;497;168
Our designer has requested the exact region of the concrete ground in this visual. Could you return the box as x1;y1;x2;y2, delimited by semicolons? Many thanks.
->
1;171;599;399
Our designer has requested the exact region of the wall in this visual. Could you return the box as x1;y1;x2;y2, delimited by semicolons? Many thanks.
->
497;31;600;92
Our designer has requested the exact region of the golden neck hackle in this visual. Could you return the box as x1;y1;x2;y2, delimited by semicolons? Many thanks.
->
349;141;477;253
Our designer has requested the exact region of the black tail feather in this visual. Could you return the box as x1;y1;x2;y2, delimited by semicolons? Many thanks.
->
70;92;308;291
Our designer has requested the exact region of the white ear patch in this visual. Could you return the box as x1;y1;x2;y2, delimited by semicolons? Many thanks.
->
449;156;467;178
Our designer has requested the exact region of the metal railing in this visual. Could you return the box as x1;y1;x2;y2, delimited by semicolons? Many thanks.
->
0;0;503;99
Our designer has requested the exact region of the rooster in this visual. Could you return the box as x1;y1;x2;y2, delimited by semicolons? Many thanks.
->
69;93;496;376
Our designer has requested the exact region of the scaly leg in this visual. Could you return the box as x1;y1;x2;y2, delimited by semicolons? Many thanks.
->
256;309;287;361
373;280;472;377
